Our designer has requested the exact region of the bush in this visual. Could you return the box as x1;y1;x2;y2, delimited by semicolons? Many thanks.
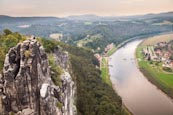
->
24;50;31;58
57;101;63;109
0;30;26;72
48;54;63;87
37;38;57;53
3;29;12;35
163;67;173;72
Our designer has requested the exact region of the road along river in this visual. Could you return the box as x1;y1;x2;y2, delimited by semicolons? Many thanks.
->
109;40;173;115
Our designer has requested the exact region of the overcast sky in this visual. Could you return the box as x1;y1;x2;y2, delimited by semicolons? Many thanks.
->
0;0;173;17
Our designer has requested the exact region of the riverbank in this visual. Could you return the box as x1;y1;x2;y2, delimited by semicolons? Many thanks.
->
106;32;172;57
109;39;173;115
136;33;173;99
101;32;173;115
101;40;141;115
101;57;112;86
101;33;161;85
100;57;133;115
101;39;133;86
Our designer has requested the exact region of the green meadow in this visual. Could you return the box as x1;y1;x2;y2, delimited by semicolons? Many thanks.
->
136;41;173;99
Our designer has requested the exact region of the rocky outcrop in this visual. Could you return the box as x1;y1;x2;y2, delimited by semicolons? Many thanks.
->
53;47;76;115
0;37;76;115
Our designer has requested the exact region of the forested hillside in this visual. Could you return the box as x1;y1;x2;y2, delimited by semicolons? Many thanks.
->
0;12;173;53
39;37;128;115
0;30;128;115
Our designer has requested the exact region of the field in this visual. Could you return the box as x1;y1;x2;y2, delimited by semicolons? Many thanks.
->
76;34;102;47
153;20;173;26
84;21;93;25
101;57;112;86
136;34;173;98
141;33;173;45
49;33;63;40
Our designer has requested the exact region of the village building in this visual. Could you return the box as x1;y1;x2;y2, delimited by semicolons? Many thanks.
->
94;53;102;62
143;40;173;69
105;43;114;52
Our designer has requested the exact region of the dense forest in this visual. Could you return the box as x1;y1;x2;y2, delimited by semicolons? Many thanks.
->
39;37;128;115
0;30;128;115
0;12;173;53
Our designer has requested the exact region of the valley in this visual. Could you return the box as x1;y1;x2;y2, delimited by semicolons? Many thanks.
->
0;12;173;115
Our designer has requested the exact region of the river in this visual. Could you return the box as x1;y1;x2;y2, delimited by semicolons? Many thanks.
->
109;40;173;115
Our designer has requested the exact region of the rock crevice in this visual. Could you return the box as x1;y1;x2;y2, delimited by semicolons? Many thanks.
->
0;37;76;115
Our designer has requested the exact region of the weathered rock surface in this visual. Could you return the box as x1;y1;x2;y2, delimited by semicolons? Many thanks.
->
53;47;76;115
0;37;76;115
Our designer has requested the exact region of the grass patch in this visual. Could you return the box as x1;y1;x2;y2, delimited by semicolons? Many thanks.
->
84;21;93;25
48;53;63;87
136;45;173;98
106;45;117;56
76;34;102;48
101;57;112;86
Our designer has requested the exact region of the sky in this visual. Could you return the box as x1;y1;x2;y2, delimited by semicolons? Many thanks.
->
0;0;173;17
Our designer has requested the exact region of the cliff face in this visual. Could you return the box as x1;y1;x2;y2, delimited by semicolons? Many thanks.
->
53;47;76;115
0;37;76;115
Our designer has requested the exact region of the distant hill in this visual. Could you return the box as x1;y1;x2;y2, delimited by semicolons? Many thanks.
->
65;11;173;21
144;11;173;18
66;14;104;21
0;11;172;52
0;15;63;24
130;11;173;20
0;11;173;22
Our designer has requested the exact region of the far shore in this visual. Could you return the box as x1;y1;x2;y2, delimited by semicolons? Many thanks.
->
136;33;173;99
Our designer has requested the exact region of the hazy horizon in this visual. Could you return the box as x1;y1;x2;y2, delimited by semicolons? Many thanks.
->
0;0;173;17
1;11;173;18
